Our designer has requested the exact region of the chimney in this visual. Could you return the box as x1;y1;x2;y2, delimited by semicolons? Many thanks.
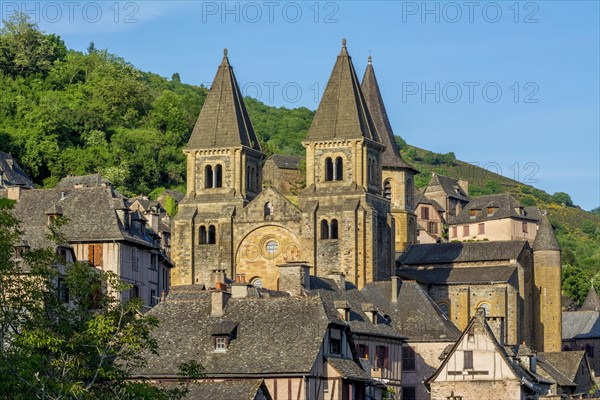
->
458;179;469;195
391;276;401;303
210;269;227;289
277;261;311;296
231;282;250;298
327;272;346;291
6;186;22;201
486;316;505;346
211;289;231;317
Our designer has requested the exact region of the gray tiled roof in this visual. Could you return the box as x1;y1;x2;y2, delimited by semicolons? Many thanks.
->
533;214;560;251
305;40;379;143
0;152;33;188
12;187;156;249
415;192;445;212
56;173;109;188
361;59;416;172
307;277;405;340
133;286;331;377
326;357;370;381
362;281;461;342
450;194;540;224
185;50;261;152
397;266;517;285
428;173;469;201
537;351;585;387
399;241;527;265
162;379;271;400
267;154;302;170
562;311;600;340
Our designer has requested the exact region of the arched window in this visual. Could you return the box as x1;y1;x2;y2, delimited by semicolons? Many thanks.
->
335;157;343;181
586;344;595;358
208;225;216;244
246;165;251;191
251;277;263;288
384;180;392;200
406;178;414;208
321;220;330;239
199;226;207;245
325;158;334;181
330;219;339;239
215;165;222;188
478;302;491;316
264;202;273;218
438;303;450;318
205;165;213;189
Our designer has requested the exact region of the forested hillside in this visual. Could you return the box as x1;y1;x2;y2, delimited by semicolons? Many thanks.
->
1;14;598;305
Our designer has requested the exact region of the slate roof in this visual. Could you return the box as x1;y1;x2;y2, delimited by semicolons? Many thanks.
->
267;154;302;170
185;49;261;152
307;276;405;340
12;187;157;249
56;173;109;189
162;379;272;400
415;192;445;212
327;357;370;381
427;173;469;201
537;351;586;388
361;58;416;171
580;287;600;311
133;286;332;377
450;193;540;224
397;266;517;285
0;152;34;188
399;240;528;265
362;280;461;342
305;39;380;143
533;214;561;251
562;311;600;340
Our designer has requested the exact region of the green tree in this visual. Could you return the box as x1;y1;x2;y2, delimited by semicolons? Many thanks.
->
0;205;186;399
552;192;574;206
562;264;591;306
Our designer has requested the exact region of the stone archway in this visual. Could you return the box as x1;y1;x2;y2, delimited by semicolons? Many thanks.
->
235;225;302;290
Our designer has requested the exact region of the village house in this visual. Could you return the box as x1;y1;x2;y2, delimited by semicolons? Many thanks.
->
414;191;446;244
422;173;469;220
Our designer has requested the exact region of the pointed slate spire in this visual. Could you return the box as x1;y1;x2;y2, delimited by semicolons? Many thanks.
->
581;286;600;311
361;56;416;171
305;39;380;142
533;213;561;251
186;49;261;151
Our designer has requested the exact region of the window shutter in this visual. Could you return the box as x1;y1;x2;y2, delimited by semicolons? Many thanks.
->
384;346;389;369
88;244;94;265
93;244;103;266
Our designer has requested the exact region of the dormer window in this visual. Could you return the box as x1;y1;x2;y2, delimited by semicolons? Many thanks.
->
214;336;228;351
334;300;350;321
486;207;495;216
14;240;30;259
469;209;478;219
211;320;237;352
329;327;342;355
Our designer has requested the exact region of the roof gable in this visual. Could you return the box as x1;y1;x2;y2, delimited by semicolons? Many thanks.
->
305;39;379;143
238;186;302;222
0;152;34;189
450;193;540;224
426;173;469;201
186;50;261;152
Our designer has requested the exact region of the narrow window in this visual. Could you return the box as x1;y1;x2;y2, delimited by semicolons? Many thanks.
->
487;207;494;216
330;219;339;239
463;225;470;237
402;346;416;371
376;345;389;369
199;226;207;244
406;178;414;207
428;221;436;234
356;344;369;358
325;158;333;181
264;202;273;218
335;157;343;181
464;350;473;369
368;159;373;184
585;344;594;358
57;277;69;303
522;221;528;233
215;165;222;188
330;338;341;354
478;223;485;234
215;336;227;351
452;226;457;238
469;209;477;218
421;207;429;220
205;165;213;188
321;220;330;239
246;165;251;191
438;303;450;318
208;225;216;244
383;180;392;200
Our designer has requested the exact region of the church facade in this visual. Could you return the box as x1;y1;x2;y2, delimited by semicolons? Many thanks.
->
171;40;416;291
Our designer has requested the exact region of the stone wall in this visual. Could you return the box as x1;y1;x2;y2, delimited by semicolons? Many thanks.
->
430;380;522;400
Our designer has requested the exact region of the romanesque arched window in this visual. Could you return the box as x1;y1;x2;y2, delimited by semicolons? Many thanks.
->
205;165;213;189
325;158;334;181
330;219;339;239
368;159;373;184
215;165;223;188
208;225;216;244
321;220;330;239
264;202;273;218
384;179;392;200
406;177;414;208
335;157;343;181
199;226;207;244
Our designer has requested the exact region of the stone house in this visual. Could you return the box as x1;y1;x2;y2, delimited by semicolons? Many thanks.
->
0;152;34;191
129;196;173;259
362;278;462;400
426;309;553;400
263;154;304;196
414;192;446;244
11;186;172;308
172;41;416;291
422;173;469;220
535;351;595;398
397;215;562;353
448;193;540;242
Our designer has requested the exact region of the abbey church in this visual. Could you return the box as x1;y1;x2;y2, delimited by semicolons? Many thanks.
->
171;40;417;291
170;39;562;357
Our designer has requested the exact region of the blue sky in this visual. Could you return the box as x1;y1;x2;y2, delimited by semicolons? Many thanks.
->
2;1;598;210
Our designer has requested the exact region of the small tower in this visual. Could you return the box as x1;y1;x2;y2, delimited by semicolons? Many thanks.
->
361;56;418;252
532;213;562;352
172;49;264;287
300;39;393;288
580;286;600;311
